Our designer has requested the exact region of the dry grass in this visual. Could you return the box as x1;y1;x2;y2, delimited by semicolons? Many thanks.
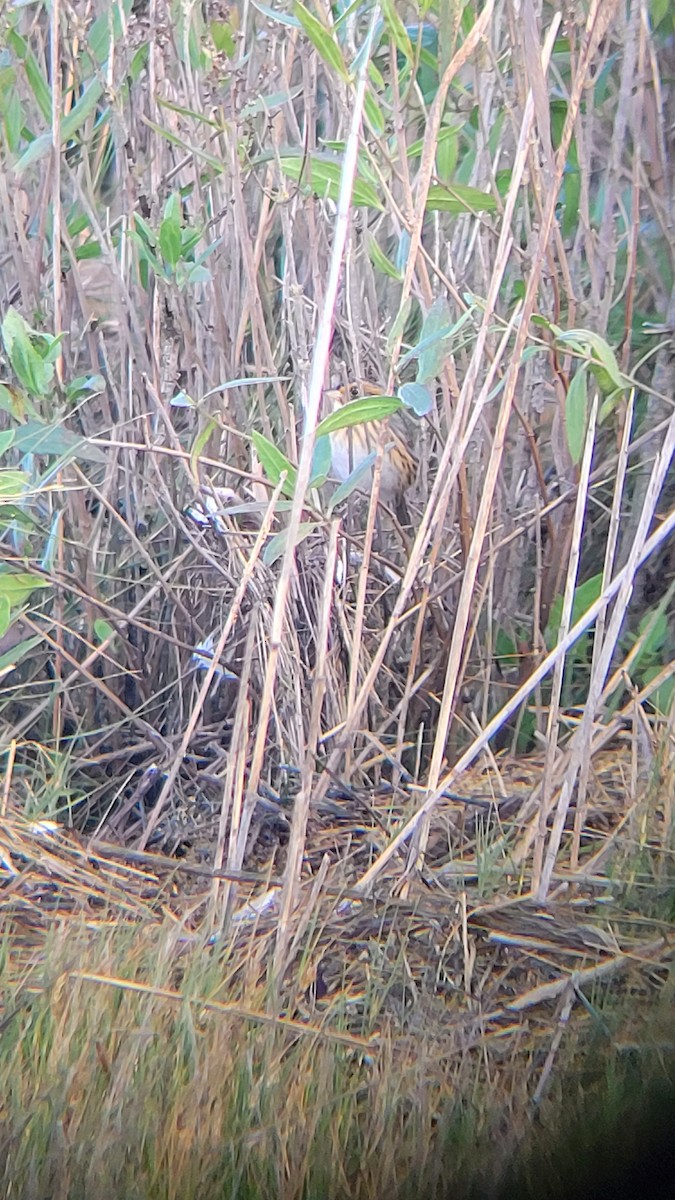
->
0;0;673;1195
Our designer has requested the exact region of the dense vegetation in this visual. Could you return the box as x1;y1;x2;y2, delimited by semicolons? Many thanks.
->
0;1;672;1196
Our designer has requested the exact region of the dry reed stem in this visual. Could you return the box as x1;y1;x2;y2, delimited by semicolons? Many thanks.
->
274;520;340;977
138;479;285;849
532;396;598;894
350;503;675;897
240;15;383;913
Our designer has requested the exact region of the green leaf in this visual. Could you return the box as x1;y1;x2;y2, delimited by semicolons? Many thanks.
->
163;191;182;225
399;304;474;374
251;431;297;499
159;193;183;266
3;89;23;154
547;573;603;643
367;235;402;281
0;633;43;673
399;382;432;416
8;33;51;121
416;296;453;384
0;571;51;607
210;20;236;56
565;366;588;465
316;395;402;438
561;168;580;240
87;2;132;66
279;155;384;209
494;627;519;672
387;297;413;356
140;117;224;171
250;0;301;28
263;521;316;567
646;674;674;717
0;470;29;499
435;126;459;183
61;80;105;144
426;183;498;214
1;308;54;397
65;374;106;404
94;619;116;643
0;505;36;530
310;435;332;487
328;452;377;508
363;90;384;136
189;417;218;480
556;328;628;396
11;421;108;463
14;131;52;176
0;595;10;639
637;609;667;658
293;2;349;81
382;0;414;61
0;430;16;456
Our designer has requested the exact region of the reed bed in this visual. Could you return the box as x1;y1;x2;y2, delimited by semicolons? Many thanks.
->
0;0;673;1195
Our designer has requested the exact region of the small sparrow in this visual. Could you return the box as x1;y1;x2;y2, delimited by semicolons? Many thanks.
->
323;381;416;509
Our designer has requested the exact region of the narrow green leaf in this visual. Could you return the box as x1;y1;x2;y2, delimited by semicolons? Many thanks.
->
0;470;29;499
65;374;106;404
382;0;414;61
250;0;301;28
0;595;10;639
562;168;580;240
367;236;402;281
0;571;51;607
547;573;603;643
190;418;218;480
436;126;459;183
316;396;402;438
399;305;474;373
88;1;133;65
159;213;183;265
61;80;105;144
156;96;222;128
1;308;54;397
251;431;297;499
328;453;376;508
279;154;383;209
637;609;667;658
94;619;116;643
12;421;108;463
210;20;236;56
386;297;413;356
0;632;43;672
14;131;52;176
364;90;385;136
565;366;588;465
310;435;332;487
426;183;498;214
293;2;349;81
8;34;51;121
556;328;628;395
416;296;453;384
263;521;316;566
140;117;224;170
0;430;16;456
3;89;23;154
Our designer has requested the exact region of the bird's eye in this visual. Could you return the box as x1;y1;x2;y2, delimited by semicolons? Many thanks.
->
349;384;360;399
